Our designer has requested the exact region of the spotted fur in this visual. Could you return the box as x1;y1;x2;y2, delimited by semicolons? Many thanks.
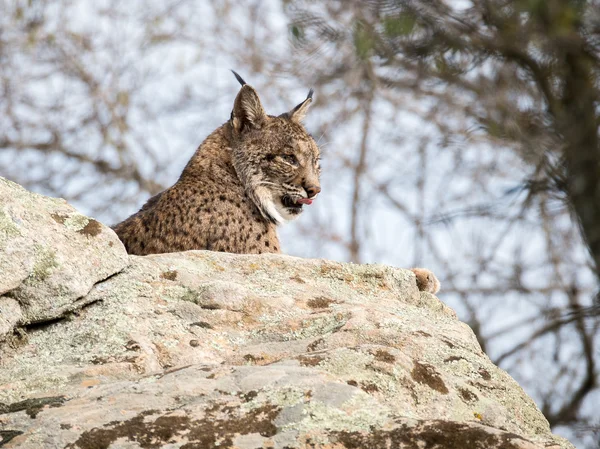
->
113;79;320;256
113;76;440;295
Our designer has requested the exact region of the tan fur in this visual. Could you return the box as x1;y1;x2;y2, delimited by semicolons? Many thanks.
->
411;268;441;295
113;78;440;294
113;82;320;256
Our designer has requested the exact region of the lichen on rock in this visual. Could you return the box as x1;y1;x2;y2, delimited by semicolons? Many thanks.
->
0;176;128;333
0;179;575;449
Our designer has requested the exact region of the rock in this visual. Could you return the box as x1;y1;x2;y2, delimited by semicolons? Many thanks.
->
0;364;548;449
0;298;22;339
0;244;574;448
0;176;128;338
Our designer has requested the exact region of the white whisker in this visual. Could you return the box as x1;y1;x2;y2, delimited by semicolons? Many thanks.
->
316;131;327;146
256;180;279;188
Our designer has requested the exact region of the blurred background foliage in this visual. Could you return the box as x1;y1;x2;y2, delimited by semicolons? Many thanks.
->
1;0;599;446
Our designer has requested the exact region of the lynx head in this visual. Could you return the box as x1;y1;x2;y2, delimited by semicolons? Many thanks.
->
229;72;321;225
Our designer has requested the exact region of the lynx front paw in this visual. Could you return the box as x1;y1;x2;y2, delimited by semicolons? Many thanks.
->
410;268;440;294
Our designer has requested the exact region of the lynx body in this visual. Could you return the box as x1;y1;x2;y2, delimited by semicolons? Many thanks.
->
113;74;440;294
114;75;320;255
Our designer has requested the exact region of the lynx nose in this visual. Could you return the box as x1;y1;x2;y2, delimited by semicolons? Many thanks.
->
304;185;321;199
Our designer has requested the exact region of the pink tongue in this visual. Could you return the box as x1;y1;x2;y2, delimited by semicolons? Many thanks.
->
296;198;313;205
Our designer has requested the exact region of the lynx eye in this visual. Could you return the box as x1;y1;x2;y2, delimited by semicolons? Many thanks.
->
281;154;299;166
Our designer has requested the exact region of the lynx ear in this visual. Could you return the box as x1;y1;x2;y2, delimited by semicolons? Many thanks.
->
287;89;314;123
231;76;267;133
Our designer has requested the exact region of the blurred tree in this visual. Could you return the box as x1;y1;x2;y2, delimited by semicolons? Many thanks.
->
0;0;293;222
283;0;600;446
1;0;599;447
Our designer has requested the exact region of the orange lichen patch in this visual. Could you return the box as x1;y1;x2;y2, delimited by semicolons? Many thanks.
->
332;420;532;449
241;353;279;366
78;219;102;237
160;270;178;281
478;368;492;380
307;338;325;352
371;349;396;363
458;388;478;403
66;403;280;449
297;355;324;367
360;382;379;393
50;213;68;224
411;361;449;394
307;297;335;309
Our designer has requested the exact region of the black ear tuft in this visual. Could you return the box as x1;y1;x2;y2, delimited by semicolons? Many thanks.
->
286;88;314;123
231;70;247;86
